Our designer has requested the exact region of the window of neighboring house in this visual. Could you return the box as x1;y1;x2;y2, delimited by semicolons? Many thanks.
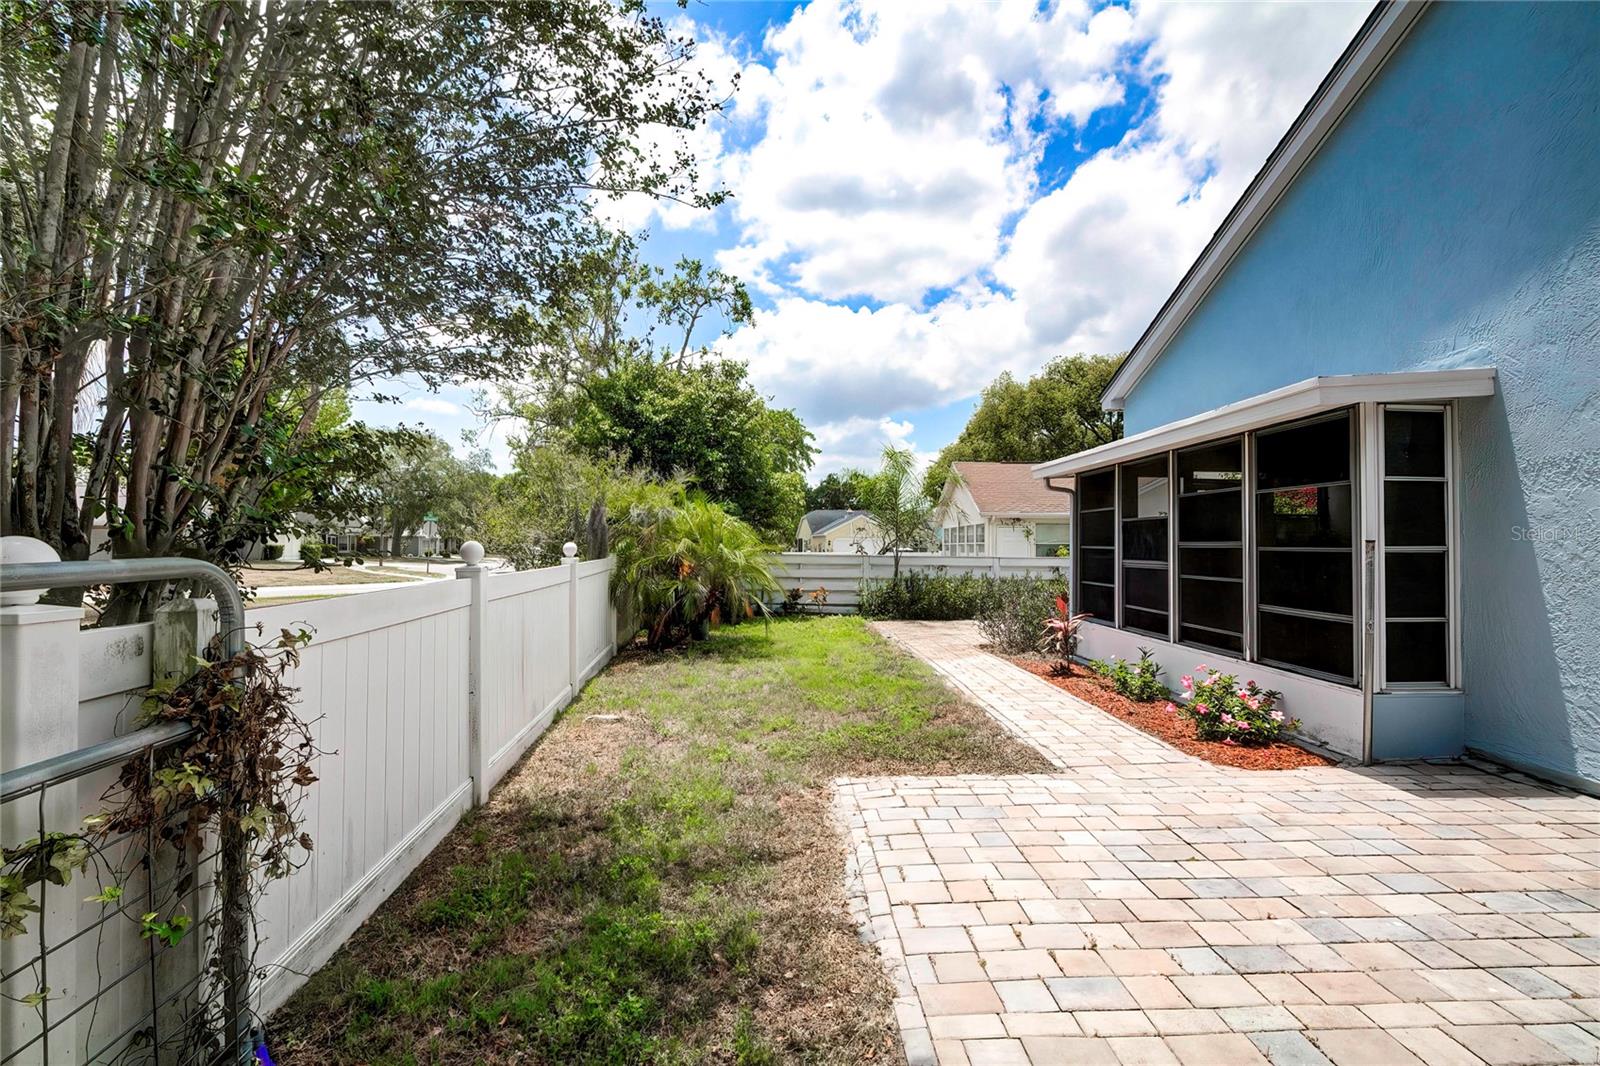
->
1254;410;1356;683
1177;437;1245;654
1033;521;1070;558
1076;470;1116;622
1383;407;1450;685
949;522;984;556
1120;454;1171;637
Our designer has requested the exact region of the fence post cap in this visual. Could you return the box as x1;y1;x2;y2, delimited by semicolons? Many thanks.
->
0;536;60;604
562;542;578;559
459;540;485;565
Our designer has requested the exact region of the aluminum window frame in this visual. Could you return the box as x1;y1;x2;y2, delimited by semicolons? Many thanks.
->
1174;435;1247;656
1118;454;1173;640
1376;403;1459;690
1072;469;1119;627
1073;401;1465;694
1251;407;1361;686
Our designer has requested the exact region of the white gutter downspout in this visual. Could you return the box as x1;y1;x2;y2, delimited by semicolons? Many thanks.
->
1358;401;1382;764
1361;539;1377;764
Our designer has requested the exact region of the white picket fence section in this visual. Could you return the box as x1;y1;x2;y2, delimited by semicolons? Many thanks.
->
0;553;616;1054
770;551;1068;613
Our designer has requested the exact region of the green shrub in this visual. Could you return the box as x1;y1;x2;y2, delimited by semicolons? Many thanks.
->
299;540;327;569
974;577;1068;653
612;497;779;648
260;543;284;561
1176;667;1295;746
1089;648;1169;702
857;571;997;620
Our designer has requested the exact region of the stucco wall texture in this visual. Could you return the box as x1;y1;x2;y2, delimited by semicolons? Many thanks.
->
1121;3;1600;782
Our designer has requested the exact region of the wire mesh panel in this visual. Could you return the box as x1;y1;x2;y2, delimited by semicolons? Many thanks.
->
0;725;246;1065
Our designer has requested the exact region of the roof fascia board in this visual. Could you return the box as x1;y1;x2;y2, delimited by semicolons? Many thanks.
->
1102;1;1431;410
1034;367;1495;478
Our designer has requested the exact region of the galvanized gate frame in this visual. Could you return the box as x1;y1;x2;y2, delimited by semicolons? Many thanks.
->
0;558;252;1064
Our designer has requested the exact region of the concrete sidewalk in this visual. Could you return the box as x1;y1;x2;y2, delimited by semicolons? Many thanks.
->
837;622;1600;1066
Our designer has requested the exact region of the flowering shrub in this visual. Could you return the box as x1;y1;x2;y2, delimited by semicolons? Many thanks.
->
1170;665;1294;746
1089;648;1168;702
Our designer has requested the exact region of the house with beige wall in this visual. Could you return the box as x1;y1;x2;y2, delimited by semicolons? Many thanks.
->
931;462;1070;557
794;509;884;553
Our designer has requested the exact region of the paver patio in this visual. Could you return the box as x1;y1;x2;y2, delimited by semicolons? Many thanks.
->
837;622;1600;1066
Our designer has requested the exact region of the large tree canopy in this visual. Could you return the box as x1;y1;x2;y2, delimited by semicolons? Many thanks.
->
563;357;812;542
1;0;728;616
500;233;754;433
369;431;491;556
805;469;875;511
925;353;1125;498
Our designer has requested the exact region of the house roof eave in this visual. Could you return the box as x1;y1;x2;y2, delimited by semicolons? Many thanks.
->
1035;367;1496;479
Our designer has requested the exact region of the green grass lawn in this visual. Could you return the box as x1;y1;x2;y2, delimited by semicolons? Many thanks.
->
271;616;1047;1065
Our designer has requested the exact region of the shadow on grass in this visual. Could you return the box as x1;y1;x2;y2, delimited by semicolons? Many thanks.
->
639;614;834;666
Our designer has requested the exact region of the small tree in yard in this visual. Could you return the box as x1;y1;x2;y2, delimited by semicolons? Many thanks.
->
2;2;730;622
864;446;938;579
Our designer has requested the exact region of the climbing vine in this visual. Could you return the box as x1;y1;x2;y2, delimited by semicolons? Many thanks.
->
1;625;322;1057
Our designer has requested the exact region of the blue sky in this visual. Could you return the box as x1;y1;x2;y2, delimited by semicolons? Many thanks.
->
357;0;1370;477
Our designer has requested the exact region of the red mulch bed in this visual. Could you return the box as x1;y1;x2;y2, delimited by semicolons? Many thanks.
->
1009;657;1334;771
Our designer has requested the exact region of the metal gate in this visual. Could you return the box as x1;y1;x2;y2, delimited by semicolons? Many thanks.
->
1;559;252;1065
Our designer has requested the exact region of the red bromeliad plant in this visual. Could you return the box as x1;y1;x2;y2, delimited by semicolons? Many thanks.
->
1039;596;1091;675
1169;665;1294;746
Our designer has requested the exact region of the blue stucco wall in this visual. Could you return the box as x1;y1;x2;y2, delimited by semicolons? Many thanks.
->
1121;3;1600;783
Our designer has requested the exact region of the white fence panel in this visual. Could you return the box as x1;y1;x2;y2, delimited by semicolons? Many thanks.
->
482;567;571;793
1;551;621;1051
576;558;617;683
769;552;1068;613
247;580;473;1011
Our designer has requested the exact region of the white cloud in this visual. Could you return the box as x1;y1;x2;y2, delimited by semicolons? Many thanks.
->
709;0;1369;457
807;414;936;476
713;0;1139;305
405;397;462;416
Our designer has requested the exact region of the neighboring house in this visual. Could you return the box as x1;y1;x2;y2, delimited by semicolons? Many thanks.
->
932;463;1070;558
320;514;455;558
1033;2;1599;787
794;509;883;553
245;531;307;563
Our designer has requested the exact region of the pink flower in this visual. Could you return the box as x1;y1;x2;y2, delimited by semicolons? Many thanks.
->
1223;738;1238;746
1220;712;1234;725
1194;702;1210;715
1165;702;1178;714
1271;710;1285;722
1195;663;1208;673
1181;675;1194;689
1246;680;1257;688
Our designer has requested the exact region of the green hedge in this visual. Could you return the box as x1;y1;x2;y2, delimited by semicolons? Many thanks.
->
858;572;992;620
858;572;1067;630
975;577;1069;654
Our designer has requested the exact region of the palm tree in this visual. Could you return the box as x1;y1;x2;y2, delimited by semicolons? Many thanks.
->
613;495;780;647
864;446;938;579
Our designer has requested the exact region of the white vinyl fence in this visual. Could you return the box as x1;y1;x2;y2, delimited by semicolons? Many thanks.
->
0;552;616;1056
769;551;1068;613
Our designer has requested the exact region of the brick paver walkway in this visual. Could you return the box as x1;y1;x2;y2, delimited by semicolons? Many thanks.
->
837;622;1600;1066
